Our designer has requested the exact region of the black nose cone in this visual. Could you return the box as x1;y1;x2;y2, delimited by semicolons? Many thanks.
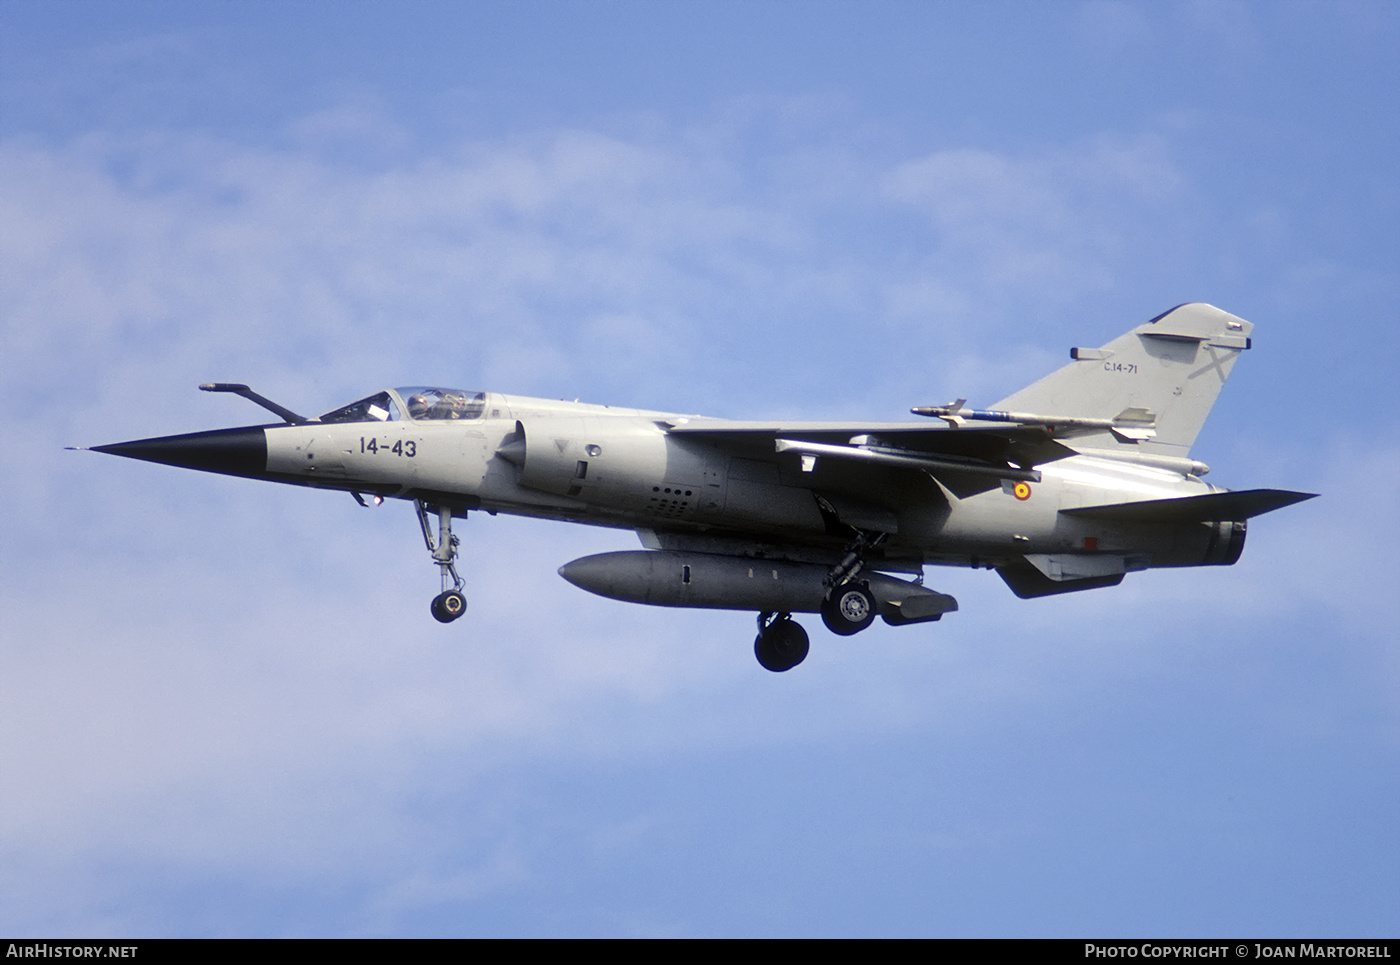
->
93;426;269;478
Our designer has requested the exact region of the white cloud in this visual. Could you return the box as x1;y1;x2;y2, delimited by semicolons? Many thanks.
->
883;136;1186;310
3;112;1211;429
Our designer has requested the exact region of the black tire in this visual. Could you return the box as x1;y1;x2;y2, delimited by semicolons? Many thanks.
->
821;582;876;636
431;590;467;623
754;618;810;672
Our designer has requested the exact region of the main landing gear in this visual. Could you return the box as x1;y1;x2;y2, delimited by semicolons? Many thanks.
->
755;612;810;672
821;581;876;635
819;529;883;636
416;500;466;623
751;586;874;672
751;530;887;671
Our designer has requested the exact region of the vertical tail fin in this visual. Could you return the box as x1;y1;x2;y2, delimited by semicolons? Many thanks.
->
992;303;1253;459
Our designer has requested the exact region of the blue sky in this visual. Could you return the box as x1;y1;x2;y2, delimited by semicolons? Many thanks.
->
1;0;1396;937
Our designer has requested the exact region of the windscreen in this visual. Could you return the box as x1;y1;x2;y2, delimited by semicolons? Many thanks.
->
319;391;401;423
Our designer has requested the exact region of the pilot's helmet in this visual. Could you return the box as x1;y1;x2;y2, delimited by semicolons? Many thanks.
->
407;393;430;418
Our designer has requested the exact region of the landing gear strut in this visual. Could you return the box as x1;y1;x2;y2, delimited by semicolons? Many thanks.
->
820;530;884;636
754;612;809;672
416;500;466;623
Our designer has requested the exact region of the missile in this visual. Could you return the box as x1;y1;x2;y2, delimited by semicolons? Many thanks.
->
558;550;957;625
910;400;1157;440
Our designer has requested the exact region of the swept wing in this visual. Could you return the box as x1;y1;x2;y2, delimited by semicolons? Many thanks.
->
664;420;1076;498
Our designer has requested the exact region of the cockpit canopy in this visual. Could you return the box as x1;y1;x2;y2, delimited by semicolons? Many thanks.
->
318;387;487;424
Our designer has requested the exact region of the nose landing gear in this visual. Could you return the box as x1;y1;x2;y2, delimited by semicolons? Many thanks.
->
416;499;467;623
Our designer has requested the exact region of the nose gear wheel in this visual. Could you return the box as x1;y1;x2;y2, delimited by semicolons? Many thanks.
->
431;589;467;623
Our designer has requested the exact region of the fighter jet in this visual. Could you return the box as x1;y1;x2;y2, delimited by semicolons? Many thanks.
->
86;303;1314;671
